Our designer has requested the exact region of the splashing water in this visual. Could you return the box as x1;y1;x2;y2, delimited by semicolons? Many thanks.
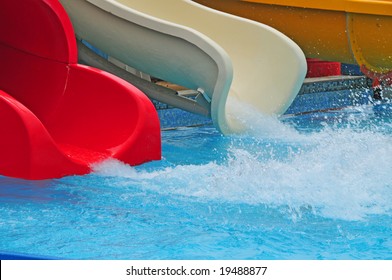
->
1;101;392;259
94;102;392;222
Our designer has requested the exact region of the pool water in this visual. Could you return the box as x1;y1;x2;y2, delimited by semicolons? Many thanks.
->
1;101;392;260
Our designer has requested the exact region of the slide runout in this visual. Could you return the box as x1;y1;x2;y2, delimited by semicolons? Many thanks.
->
60;0;306;134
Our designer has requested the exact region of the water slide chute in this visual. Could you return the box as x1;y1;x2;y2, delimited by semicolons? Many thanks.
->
0;0;161;180
59;0;307;134
194;0;392;77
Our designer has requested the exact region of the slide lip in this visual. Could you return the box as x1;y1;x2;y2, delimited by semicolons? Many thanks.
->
88;0;226;51
87;0;234;81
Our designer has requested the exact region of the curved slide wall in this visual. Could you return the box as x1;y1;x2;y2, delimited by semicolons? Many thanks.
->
194;0;392;75
60;0;307;134
0;0;161;180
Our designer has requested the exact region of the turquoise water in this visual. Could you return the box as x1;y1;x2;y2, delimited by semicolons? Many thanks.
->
1;102;392;259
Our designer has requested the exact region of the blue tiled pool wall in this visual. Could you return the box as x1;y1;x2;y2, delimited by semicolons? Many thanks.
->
156;106;212;129
285;88;370;115
286;76;372;115
341;63;364;76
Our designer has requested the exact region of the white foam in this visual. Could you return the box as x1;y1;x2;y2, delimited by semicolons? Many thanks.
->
92;104;392;221
226;96;305;140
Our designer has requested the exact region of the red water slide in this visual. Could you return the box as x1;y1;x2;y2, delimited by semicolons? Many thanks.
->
0;0;161;180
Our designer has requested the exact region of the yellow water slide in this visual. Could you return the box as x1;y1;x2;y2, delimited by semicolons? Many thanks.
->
194;0;392;75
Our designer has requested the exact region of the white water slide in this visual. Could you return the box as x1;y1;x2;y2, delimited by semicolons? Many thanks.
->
60;0;306;134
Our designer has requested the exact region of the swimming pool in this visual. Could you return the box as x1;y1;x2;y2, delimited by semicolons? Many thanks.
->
1;93;392;260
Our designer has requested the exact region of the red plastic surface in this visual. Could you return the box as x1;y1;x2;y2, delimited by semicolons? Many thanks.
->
0;0;161;180
306;58;341;78
0;0;77;63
